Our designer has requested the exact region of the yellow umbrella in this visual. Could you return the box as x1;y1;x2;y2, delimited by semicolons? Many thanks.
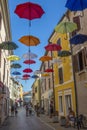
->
39;56;52;62
19;35;40;46
7;55;20;61
41;73;50;77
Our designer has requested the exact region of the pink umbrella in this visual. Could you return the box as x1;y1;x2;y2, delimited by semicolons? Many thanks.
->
23;59;36;64
23;68;33;73
14;2;45;20
44;68;54;73
22;77;29;80
45;44;62;51
22;74;30;77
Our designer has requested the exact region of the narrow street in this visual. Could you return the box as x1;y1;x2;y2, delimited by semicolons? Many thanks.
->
0;108;54;130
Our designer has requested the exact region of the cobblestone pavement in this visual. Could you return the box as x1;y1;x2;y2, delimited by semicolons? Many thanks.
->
38;114;87;130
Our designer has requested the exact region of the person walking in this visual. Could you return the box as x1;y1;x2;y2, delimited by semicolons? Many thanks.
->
25;104;29;116
11;105;15;116
15;106;18;116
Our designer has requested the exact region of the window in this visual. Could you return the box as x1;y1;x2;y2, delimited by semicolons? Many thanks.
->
59;96;63;112
78;51;84;71
72;16;81;36
57;38;61;56
48;78;50;89
58;67;63;84
73;48;86;72
35;87;37;93
65;95;72;114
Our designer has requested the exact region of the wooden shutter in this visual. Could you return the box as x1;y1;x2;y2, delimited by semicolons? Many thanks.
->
72;55;79;72
73;16;81;31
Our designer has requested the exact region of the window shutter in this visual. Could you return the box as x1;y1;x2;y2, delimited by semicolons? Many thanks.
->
72;55;79;72
83;47;87;66
73;16;81;31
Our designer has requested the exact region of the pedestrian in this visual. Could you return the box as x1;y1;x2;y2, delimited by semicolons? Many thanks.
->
11;105;14;116
49;101;54;118
25;104;29;116
15;106;18;116
65;107;75;127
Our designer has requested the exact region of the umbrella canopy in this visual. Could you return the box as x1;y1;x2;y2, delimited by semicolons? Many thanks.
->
22;77;29;80
55;22;77;34
51;59;62;64
44;68;54;73
22;74;30;77
22;52;38;59
23;68;33;73
11;63;22;68
45;44;62;51
34;70;42;75
65;0;87;11
41;73;50;77
58;50;71;57
19;35;40;46
39;56;52;62
14;2;45;20
23;59;36;64
7;55;20;61
12;71;21;75
0;41;18;50
70;34;87;44
31;75;39;78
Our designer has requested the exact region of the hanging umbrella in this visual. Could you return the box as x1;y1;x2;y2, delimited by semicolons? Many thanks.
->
7;55;20;61
39;56;52;62
41;73;50;77
44;68;54;73
23;59;36;64
12;71;21;75
22;77;29;80
34;70;42;75
55;22;77;34
45;44;62;51
58;50;71;57
65;0;87;11
22;51;38;59
19;35;40;46
14;2;45;20
14;76;21;79
23;68;33;73
70;34;87;44
22;74;30;78
51;59;62;64
0;41;18;50
11;63;21;68
31;75;39;78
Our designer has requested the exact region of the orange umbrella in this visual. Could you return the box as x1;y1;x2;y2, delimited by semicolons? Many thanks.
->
39;56;52;62
19;35;40;46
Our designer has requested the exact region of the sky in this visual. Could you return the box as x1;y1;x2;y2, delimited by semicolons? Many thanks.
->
8;0;67;92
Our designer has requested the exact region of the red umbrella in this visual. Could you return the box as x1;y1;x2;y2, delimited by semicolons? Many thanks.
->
44;68;54;73
23;59;36;64
14;2;45;20
22;74;30;77
23;68;33;73
22;77;29;79
45;44;62;51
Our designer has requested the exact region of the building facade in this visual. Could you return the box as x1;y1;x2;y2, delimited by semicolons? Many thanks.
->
0;0;11;124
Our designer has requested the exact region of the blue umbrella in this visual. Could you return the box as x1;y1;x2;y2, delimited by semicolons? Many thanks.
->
12;71;21;75
70;34;87;44
31;75;39;79
65;0;87;11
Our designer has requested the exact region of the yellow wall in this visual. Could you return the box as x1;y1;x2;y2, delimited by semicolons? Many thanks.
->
49;29;76;116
